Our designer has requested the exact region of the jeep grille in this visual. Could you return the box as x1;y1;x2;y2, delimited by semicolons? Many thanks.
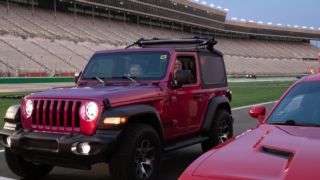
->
31;99;82;133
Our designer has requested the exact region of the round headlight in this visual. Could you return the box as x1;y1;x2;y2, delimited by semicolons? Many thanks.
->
85;102;98;121
25;100;33;118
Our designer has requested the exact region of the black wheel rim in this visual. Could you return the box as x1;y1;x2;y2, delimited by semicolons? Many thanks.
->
134;139;155;179
219;119;230;144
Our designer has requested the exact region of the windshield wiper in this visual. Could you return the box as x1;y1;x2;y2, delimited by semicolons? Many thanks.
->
270;120;320;127
270;120;298;126
121;74;139;84
90;76;108;86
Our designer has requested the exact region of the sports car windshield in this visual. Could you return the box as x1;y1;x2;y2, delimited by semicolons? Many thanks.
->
82;51;170;80
267;81;320;126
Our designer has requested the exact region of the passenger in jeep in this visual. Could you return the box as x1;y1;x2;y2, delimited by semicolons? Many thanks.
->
129;64;143;76
174;59;183;74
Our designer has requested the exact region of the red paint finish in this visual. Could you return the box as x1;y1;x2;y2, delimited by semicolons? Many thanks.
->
249;105;266;123
180;74;320;180
20;48;229;140
166;52;205;138
180;124;320;180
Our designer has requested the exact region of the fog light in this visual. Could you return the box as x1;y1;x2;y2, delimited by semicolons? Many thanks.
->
79;142;91;154
6;136;11;147
71;142;92;155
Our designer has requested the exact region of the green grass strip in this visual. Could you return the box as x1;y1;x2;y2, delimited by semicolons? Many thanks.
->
230;81;295;107
0;77;73;84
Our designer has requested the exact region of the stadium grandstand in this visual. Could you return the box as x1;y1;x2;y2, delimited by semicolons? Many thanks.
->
0;0;319;77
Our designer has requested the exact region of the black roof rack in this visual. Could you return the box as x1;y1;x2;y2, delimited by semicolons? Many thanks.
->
125;37;217;52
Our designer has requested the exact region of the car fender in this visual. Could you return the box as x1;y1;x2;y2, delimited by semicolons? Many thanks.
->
97;104;164;143
4;104;21;123
201;96;232;134
3;104;22;131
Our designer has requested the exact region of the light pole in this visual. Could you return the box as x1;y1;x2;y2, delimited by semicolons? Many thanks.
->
181;23;183;34
92;6;95;24
6;0;9;14
108;8;110;27
31;0;34;16
149;17;152;33
54;0;57;21
161;19;163;32
137;15;140;32
73;1;77;24
123;12;126;26
171;21;174;37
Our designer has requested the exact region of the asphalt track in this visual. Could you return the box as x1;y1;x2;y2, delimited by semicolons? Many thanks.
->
0;103;275;180
0;83;74;93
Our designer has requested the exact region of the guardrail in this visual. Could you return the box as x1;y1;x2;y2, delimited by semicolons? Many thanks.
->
0;95;25;99
0;77;73;84
227;74;307;79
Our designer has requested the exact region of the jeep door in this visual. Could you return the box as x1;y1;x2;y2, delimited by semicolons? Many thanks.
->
169;52;207;138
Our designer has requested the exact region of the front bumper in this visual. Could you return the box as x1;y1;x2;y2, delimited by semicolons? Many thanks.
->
0;126;121;169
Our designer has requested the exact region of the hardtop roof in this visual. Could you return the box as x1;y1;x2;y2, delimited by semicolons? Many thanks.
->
125;37;223;55
95;37;223;56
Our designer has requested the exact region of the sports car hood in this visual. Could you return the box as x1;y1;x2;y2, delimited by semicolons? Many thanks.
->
26;84;161;106
190;124;320;180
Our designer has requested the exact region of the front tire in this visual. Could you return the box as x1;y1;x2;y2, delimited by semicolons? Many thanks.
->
202;109;233;152
5;148;53;179
109;124;162;180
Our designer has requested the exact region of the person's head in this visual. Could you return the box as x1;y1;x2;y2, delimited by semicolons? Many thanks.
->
174;59;183;73
129;64;142;76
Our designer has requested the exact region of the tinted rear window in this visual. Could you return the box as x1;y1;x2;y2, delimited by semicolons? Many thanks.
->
199;52;226;88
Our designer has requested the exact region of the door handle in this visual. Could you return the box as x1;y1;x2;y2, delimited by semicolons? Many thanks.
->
194;93;204;99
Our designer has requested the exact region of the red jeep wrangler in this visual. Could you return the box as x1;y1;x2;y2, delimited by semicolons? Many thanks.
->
0;38;233;180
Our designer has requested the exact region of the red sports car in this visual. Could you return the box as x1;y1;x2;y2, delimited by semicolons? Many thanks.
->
180;74;320;180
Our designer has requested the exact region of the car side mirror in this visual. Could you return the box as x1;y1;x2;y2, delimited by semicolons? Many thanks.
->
171;70;192;89
74;71;82;84
249;105;266;123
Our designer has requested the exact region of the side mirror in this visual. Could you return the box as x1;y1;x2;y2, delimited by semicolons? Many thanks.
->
74;71;82;84
171;70;192;89
249;105;266;123
171;82;182;89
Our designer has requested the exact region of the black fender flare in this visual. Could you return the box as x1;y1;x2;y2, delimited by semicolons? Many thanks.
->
3;104;22;131
97;104;164;144
201;96;232;134
4;104;21;123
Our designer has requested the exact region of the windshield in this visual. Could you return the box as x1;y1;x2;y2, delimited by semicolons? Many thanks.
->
267;81;320;126
82;51;170;80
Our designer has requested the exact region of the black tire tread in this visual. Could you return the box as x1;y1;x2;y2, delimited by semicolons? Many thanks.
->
109;123;161;180
5;148;53;179
201;109;233;152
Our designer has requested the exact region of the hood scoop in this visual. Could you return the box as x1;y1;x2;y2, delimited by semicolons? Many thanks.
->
261;146;294;159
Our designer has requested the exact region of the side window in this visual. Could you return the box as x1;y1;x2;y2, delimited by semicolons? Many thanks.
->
199;52;226;88
175;55;197;85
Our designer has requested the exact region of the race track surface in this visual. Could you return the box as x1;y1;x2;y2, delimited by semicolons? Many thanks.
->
0;103;274;180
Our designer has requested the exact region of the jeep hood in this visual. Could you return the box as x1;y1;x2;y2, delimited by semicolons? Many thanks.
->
186;124;320;180
27;85;161;106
